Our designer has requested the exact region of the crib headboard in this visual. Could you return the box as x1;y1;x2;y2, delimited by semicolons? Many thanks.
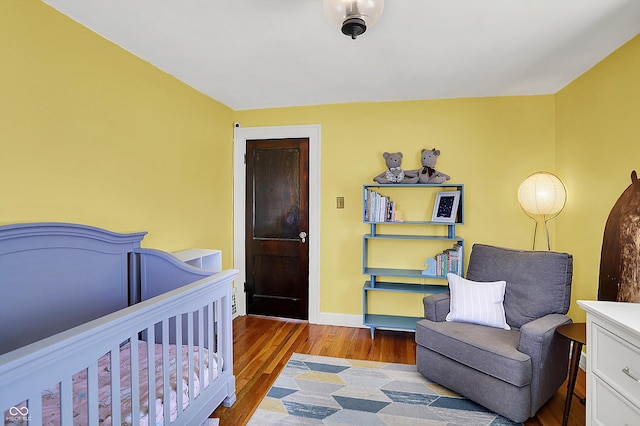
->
0;223;147;355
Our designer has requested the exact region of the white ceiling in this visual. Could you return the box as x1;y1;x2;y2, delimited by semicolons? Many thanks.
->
42;0;640;111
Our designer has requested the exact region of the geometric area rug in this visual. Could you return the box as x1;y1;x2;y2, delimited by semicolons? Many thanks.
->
247;353;524;425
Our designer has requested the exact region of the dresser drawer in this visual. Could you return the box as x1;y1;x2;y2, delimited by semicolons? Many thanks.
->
593;376;640;425
593;323;640;408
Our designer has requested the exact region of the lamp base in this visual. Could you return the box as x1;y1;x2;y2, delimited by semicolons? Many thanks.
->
528;215;554;251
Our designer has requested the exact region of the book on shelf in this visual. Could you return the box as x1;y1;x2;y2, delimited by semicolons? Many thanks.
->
424;243;463;276
364;188;401;223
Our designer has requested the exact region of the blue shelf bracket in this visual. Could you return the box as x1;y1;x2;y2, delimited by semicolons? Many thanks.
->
448;224;456;239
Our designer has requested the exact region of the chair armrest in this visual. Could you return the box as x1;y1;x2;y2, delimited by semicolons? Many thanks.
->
517;314;572;414
517;314;572;352
423;292;451;322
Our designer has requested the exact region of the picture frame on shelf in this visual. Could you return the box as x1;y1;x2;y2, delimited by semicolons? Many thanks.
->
431;191;461;223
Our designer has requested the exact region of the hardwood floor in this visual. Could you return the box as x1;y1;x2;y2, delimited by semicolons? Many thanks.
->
212;315;586;425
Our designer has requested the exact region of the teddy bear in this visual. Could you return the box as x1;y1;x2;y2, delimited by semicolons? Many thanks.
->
410;148;451;184
373;152;419;184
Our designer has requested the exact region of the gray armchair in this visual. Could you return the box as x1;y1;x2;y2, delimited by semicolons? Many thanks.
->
415;244;573;423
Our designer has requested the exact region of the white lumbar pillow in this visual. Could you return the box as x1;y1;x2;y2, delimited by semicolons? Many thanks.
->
445;273;510;330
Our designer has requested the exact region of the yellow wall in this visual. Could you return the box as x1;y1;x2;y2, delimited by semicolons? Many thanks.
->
556;35;640;321
0;1;235;261
237;97;556;315
3;1;638;321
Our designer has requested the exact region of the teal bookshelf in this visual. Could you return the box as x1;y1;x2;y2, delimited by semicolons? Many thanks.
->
362;183;464;338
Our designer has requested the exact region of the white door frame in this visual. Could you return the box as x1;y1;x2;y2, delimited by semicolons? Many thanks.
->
233;124;321;323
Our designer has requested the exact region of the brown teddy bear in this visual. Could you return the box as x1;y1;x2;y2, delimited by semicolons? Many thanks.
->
373;152;419;184
409;148;451;184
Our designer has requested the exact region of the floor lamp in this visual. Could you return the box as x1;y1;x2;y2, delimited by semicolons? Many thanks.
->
518;172;567;250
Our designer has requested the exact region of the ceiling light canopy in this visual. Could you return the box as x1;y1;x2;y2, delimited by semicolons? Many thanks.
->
324;0;384;39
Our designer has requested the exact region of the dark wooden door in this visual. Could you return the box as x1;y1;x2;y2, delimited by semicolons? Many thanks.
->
245;138;309;320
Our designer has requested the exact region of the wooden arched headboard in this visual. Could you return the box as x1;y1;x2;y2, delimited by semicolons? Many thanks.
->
598;171;640;302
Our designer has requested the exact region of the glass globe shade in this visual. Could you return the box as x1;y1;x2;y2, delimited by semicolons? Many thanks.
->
518;172;567;216
324;0;384;30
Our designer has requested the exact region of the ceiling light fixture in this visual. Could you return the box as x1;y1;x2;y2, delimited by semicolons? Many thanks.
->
324;0;384;40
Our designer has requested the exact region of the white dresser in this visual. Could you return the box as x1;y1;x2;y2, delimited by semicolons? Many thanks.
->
577;300;640;425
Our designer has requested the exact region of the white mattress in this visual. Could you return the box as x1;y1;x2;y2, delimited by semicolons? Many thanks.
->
5;340;218;426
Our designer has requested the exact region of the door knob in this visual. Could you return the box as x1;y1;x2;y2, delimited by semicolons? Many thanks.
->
299;231;307;243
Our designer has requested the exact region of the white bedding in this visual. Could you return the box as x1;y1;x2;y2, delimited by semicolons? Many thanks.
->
5;341;218;426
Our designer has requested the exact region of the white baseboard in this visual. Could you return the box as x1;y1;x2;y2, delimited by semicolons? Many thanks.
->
314;312;364;328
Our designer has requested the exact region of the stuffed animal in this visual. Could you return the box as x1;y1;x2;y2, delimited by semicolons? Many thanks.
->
373;152;419;184
411;148;451;184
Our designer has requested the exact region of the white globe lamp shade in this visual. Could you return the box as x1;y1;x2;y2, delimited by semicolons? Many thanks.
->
518;172;567;216
324;0;384;39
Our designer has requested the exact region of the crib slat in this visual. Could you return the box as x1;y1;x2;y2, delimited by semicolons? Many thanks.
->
215;299;222;373
198;306;205;394
110;344;121;426
188;311;195;406
176;313;184;416
222;293;233;376
208;301;215;385
59;377;73;425
28;393;42;425
87;361;99;426
147;326;156;426
162;318;171;424
214;297;219;330
130;337;140;425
